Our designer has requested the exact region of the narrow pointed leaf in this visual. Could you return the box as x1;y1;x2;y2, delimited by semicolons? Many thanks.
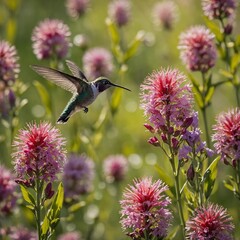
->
20;185;35;206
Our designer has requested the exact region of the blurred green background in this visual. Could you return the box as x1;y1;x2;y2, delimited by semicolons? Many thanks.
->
0;0;240;239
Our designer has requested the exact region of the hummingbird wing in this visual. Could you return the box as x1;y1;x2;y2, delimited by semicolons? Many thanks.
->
30;65;89;94
66;60;89;82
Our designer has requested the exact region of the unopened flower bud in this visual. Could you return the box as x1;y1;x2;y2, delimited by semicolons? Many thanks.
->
187;164;195;181
144;123;155;133
45;182;55;199
148;136;160;147
8;89;16;109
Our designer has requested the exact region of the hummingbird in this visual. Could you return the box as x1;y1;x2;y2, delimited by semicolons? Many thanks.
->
30;60;131;124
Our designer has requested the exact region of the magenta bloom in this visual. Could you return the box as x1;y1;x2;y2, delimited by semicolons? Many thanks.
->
120;177;172;239
186;203;234;240
12;122;66;183
83;47;113;80
179;25;217;73
103;155;128;183
62;154;94;199
8;227;37;240
141;68;193;130
58;231;82;240
0;41;19;87
0;166;17;216
152;1;179;30
66;0;89;18
108;0;131;27
32;19;71;60
212;108;240;166
202;0;237;19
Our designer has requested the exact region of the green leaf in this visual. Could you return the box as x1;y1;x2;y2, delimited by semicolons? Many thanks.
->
110;87;123;115
41;215;50;235
68;201;86;213
106;18;120;46
219;69;233;79
51;182;64;217
205;86;214;106
33;81;52;117
203;17;223;42
123;31;145;63
20;185;35;206
202;157;220;199
231;54;240;72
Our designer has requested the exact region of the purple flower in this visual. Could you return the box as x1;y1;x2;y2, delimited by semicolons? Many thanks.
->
186;203;234;240
103;155;128;183
120;177;172;239
63;154;95;199
108;0;131;27
0;166;17;216
58;231;82;240
66;0;89;18
202;0;237;20
140;68;193;131
8;227;37;240
179;25;217;73
32;19;71;60
12;122;66;183
212;108;240;166
0;41;19;88
83;47;113;80
152;1;179;30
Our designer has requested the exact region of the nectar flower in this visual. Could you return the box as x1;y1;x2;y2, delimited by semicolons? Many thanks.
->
152;1;179;30
212;108;240;166
108;0;131;27
83;47;113;80
0;166;17;216
179;25;217;73
0;41;19;88
140;68;193;130
103;155;128;183
32;19;71;60
186;203;234;240
120;177;172;239
62;154;95;199
58;231;82;240
12;122;66;183
202;0;237;20
66;0;89;18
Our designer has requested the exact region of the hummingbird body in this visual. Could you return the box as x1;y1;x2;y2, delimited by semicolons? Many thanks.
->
31;60;130;123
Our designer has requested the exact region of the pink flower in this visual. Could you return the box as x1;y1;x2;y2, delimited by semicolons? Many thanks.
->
202;0;237;20
8;227;37;240
12;122;66;182
140;68;193;130
152;1;179;30
186;203;234;240
66;0;89;18
120;177;172;239
62;154;95;199
58;231;82;240
0;166;17;216
108;0;131;27
32;19;71;60
0;41;19;88
212;108;240;166
83;47;113;80
103;155;128;183
179;25;217;73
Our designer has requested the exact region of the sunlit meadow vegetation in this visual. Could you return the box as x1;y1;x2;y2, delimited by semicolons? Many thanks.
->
0;0;240;239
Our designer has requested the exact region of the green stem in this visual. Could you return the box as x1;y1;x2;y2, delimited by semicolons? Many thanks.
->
236;161;240;199
234;85;240;107
36;176;42;240
201;107;211;148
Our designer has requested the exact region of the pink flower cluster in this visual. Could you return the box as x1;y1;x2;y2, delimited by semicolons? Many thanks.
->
212;108;240;166
12;122;66;183
108;0;131;27
83;47;113;80
179;25;217;73
0;41;19;88
103;155;128;183
32;19;71;60
0;166;17;216
186;203;234;239
120;177;172;239
66;0;89;18
62;154;95;199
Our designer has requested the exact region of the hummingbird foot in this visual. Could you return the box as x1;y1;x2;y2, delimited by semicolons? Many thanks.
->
83;107;88;113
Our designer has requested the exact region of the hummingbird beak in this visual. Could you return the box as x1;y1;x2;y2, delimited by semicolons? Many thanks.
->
110;83;131;91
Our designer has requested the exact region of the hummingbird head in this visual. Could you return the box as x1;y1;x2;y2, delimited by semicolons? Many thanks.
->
94;77;131;92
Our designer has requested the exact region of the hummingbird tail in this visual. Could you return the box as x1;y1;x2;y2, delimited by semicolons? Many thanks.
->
57;111;71;124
